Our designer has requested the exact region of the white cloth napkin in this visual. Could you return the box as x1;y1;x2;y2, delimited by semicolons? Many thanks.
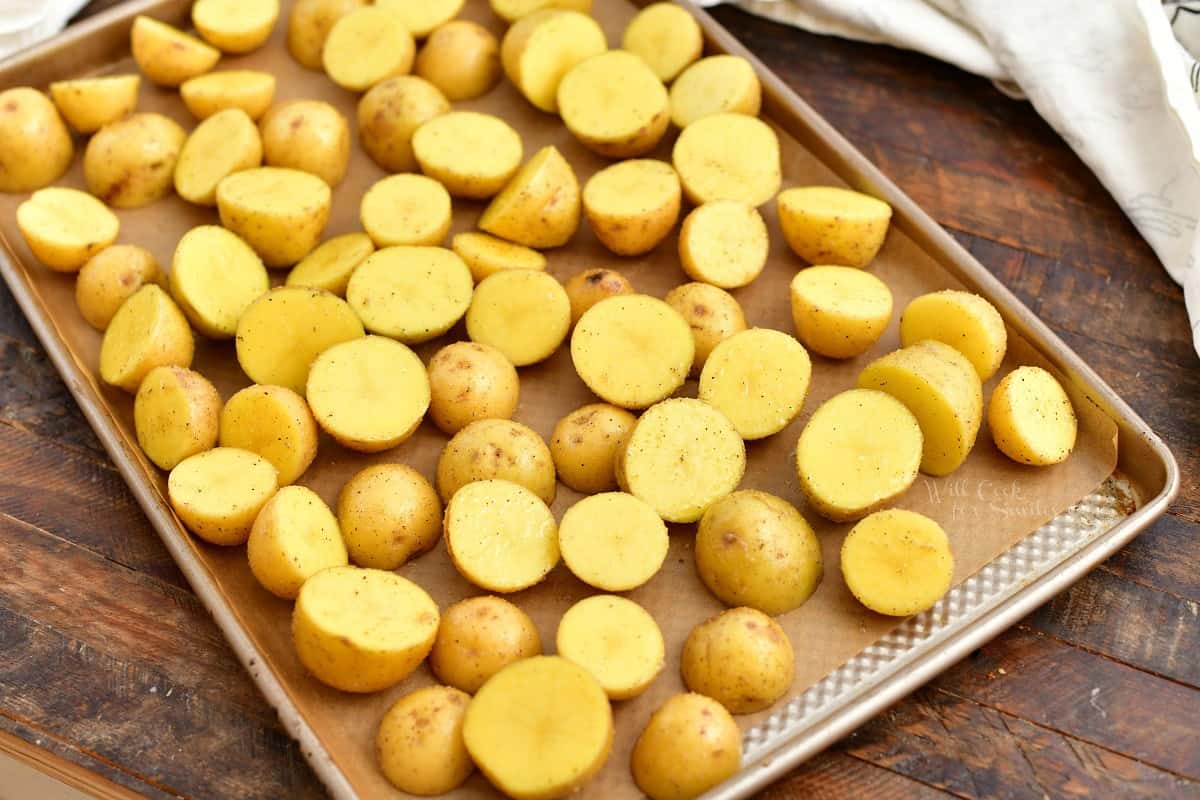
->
701;0;1200;358
0;0;90;60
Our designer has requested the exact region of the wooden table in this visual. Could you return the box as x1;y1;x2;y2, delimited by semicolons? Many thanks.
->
2;3;1198;799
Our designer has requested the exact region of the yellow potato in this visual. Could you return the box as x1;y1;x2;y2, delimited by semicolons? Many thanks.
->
16;188;119;273
285;232;374;296
49;75;139;134
664;282;747;375
858;340;984;476
463;655;612;800
428;341;520;435
842;509;954;616
167;447;278;545
680;606;793;714
217;167;332;267
501;10;607;113
430;596;542;693
479;145;581;249
444;480;559;593
490;0;592;23
218;384;319;485
696;490;822;615
134;366;221;470
795;388;922;522
412;111;523;199
181;70;276;120
193;0;280;53
558;51;669;158
99;285;194;393
337;464;442;570
292;565;439;693
130;16;220;87
357;75;449;173
900;290;1007;381
323;7;416;92
988;366;1078;466
631;693;741;800
565;268;634;326
85;113;186;209
174;108;263;206
376;0;465;38
790;265;893;359
451;232;546;283
549;403;637;494
235;286;363;393
466;269;571;366
415;20;501;101
582;160;680;256
360;174;452;248
570;295;693;409
247;485;348;599
777;186;892;268
287;0;366;70
259;100;350;187
678;201;769;289
622;3;703;83
346;246;472;343
0;88;74;192
556;595;664;700
674;113;780;207
559;493;668;591
169;225;269;338
437;419;556;505
377;686;473;796
307;336;430;452
670;55;762;128
699;328;812;440
76;245;163;331
618;398;745;523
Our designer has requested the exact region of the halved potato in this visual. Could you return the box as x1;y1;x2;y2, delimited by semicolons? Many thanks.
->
549;403;637;494
346;246;473;343
466;269;571;366
76;245;163;331
131;16;221;87
323;6;415;92
181;70;276;120
219;384;319;485
85;112;186;209
375;0;464;38
412;111;523;199
217;167;332;267
414;20;501;101
357;75;449;173
673;113;780;207
444;480;559;593
678;200;769;289
287;0;367;70
430;596;542;694
842;509;954;616
556;594;664;699
558;492;668;591
259;99;350;187
437;419;556;505
337;464;442;570
16;188;119;272
664;282;747;375
583;160;680;256
489;0;592;23
360;174;452;247
500;9;606;113
565;268;634;326
777;186;892;268
900;290;1007;381
49;74;140;133
451;232;546;283
670;55;761;128
167;447;278;545
790;266;893;359
558;51;669;158
699;328;812;440
169;225;268;338
479;145;581;249
428;341;520;435
99;285;194;393
174;108;263;206
622;2;703;83
988;366;1078;466
247;485;348;599
285;232;374;296
193;0;280;53
632;694;741;800
134;366;221;470
0;88;74;193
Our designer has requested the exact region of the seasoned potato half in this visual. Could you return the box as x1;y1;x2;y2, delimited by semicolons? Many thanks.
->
193;0;280;53
376;0;465;38
0;88;74;193
431;596;542;693
670;55;762;128
428;341;520;435
618;398;745;523
292;565;439;692
131;16;220;87
490;0;592;23
550;403;637;494
323;6;415;92
167;447;278;545
217;167;332;266
413;111;523;199
678;200;769;289
260;100;350;187
360;174;452;247
583;160;680;256
501;10;607;113
357;75;449;173
247;485;348;599
85;112;186;209
219;384;319;485
99;285;194;393
174;108;263;206
76;245;163;331
170;225;269;338
346;246;472;343
445;480;559;593
287;0;366;70
565;268;634;325
559;493;668;592
338;464;442;570
795;388;922;522
777;186;892;268
556;595;665;700
622;2;703;83
181;70;276;120
285;232;374;296
790;266;893;359
466;269;571;366
452;232;546;283
699;328;812;440
674;113;781;207
558;51;669;158
664;282;747;375
570;294;693;409
17;188;119;272
306;336;430;452
377;686;473;796
415;20;501;101
900;289;1007;381
437;419;556;505
49;74;139;134
858;340;984;476
988;366;1078;466
479;145;581;249
842;509;954;616
134;366;221;471
632;693;741;800
681;606;794;714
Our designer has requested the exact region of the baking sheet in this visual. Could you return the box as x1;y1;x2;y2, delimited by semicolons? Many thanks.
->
0;0;1118;797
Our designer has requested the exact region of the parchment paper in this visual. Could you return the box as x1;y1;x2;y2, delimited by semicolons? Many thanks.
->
0;0;1118;796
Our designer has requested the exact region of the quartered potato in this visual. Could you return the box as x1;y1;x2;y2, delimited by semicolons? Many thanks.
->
558;51;670;158
0;88;74;193
790;266;893;359
451;232;546;283
217;167;332;266
377;686;474;796
376;0;465;38
346;246;472;343
698;328;812;440
287;0;366;70
988;366;1078;466
133;366;221;471
670;55;761;128
131;16;220;87
174;108;263;206
427;341;520;435
490;0;592;23
664;282;748;375
479;145;581;249
558;492;668;592
357;75;449;173
437;419;556;505
99;285;194;393
430;596;542;694
49;75;139;134
680;606;794;714
900;289;1007;381
565;268;634;325
85;112;186;209
360;174;452;247
622;2;703;83
500;9;606;113
412;111;523;199
181;70;276;120
841;509;954;616
167;447;278;545
678;200;769;289
632;694;741;800
337;464;442;570
219;384;320;485
777;186;892;268
323;6;415;92
582;160;680;256
466;269;571;366
556;594;665;700
673;113;781;207
193;0;280;53
16;188;119;272
285;232;374;296
549;403;637;494
260;99;350;187
76;245;163;331
169;225;269;338
247;485;348;599
444;480;559;593
415;20;501;101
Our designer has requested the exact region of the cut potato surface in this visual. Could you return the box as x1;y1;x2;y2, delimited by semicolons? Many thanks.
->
357;75;450;173
131;16;221;87
444;480;559;593
463;655;613;800
217;167;332;267
559;493;668;592
430;596;542;694
699;328;812;440
565;268;634;325
376;0;465;38
437;418;556;505
346;246;472;343
49;74;140;134
479;145;581;249
306;336;430;452
322;6;415;92
292;565;439;692
664;282;747;374
583;160;680;257
670;55;761;128
247;485;348;599
777;186;892;268
76;245;162;331
619;398;745;523
360;174;452;247
260;99;350;187
412;111;523;198
556;594;665;699
218;384;319;485
133;366;220;471
622;2;703;82
16;188;119;272
490;0;592;22
501;10;607;113
84;112;186;209
632;693;741;800
414;20;501;101
674;113;781;207
376;686;473;796
170;225;269;338
900;289;1008;381
790;265;893;359
842;509;954;616
174;108;263;206
570;294;693;409
466;269;571;366
181;70;276;120
167;447;278;545
550;403;637;494
338;463;442;570
427;341;520;435
678;200;769;289
193;0;280;53
558;51;669;158
988;366;1077;466
795;388;922;522
235;286;363;394
681;606;794;714
285;232;374;296
99;285;194;393
288;0;367;70
452;232;546;283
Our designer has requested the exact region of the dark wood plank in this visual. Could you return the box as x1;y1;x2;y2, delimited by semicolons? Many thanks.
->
762;749;958;800
1100;514;1200;603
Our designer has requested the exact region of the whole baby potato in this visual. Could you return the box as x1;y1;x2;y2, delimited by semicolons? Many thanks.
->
436;418;556;505
377;686;474;795
681;606;794;714
631;693;741;800
549;403;637;495
565;268;634;326
85;112;186;208
357;75;450;173
76;245;163;331
416;20;502;101
664;282;747;375
428;341;520;435
429;595;542;693
260;99;350;187
0;88;74;193
337;463;442;570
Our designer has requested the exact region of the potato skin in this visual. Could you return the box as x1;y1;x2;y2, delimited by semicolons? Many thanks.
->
181;70;277;120
17;188;120;273
260;99;350;187
218;384;319;485
337;464;442;570
133;366;221;471
287;0;366;70
76;245;163;331
377;686;474;795
246;485;348;599
428;341;520;435
777;186;892;269
565;268;634;326
192;0;280;54
681;606;794;714
0;88;74;193
357;76;449;173
85;113;186;209
130;16;221;88
664;282;747;375
416;21;501;101
790;266;893;359
631;693;741;800
99;285;195;393
478;145;580;249
582;159;680;257
430;595;542;693
437;419;556;505
549;403;637;494
216;167;332;267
